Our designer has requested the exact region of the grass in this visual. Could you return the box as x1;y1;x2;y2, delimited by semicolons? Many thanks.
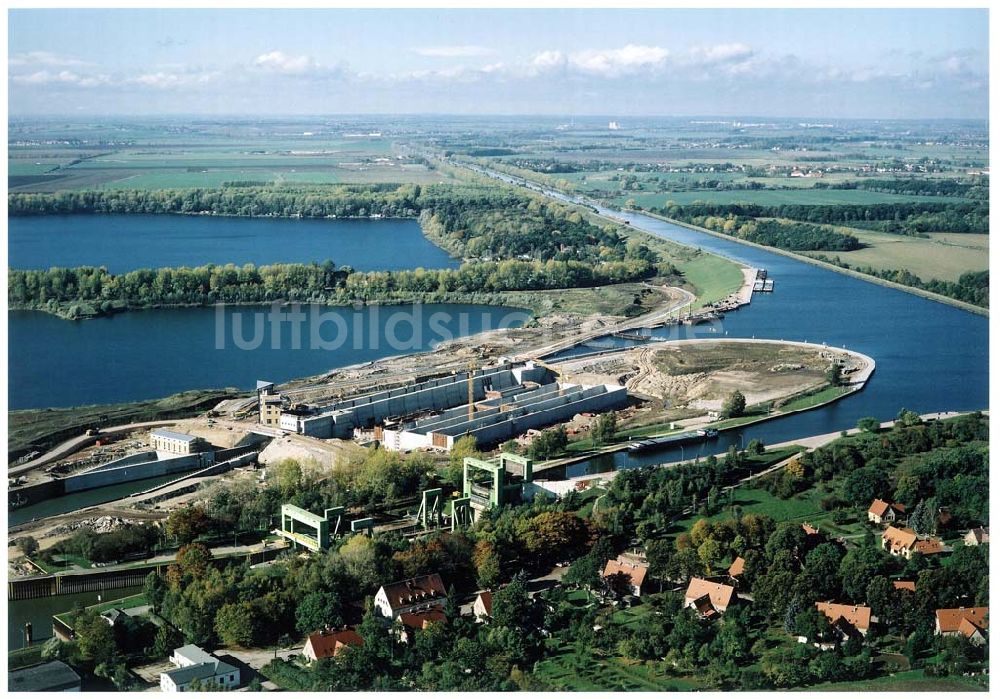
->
8;644;46;670
675;253;746;306
533;639;703;691
53;593;148;628
805;668;988;692
799;227;988;284
778;385;854;411
670;486;826;535
615;188;964;208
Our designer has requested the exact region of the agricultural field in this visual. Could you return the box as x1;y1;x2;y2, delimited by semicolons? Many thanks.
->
801;228;988;284
614;188;963;208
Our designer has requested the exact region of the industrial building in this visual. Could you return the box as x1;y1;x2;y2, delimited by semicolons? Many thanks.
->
151;428;209;456
267;361;627;452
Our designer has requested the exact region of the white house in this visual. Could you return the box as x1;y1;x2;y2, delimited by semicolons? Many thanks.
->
160;645;239;693
373;574;447;619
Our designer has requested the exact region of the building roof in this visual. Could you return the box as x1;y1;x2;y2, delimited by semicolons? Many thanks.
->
883;526;918;550
379;574;447;612
304;629;363;659
893;580;916;592
968;527;990;544
603;557;648;589
802;523;820;536
815;602;872;632
684;578;736;616
151;428;199;443
936;607;989;636
868;499;905;517
728;556;746;577
256;380;276;390
9;661;81;692
476;591;493;616
914;538;946;555
165;645;237;686
398;605;447;630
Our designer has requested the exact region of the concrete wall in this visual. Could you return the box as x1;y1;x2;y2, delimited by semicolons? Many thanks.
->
62;453;208;493
81;450;159;474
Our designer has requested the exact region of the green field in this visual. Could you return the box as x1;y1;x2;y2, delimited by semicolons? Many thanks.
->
617;189;962;208
676;254;745;306
806;669;988;692
534;640;703;691
801;229;988;284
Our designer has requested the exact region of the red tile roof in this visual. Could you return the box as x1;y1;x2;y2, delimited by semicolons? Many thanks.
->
476;591;493;616
397;605;447;630
815;602;872;632
914;538;946;555
603;557;648;589
893;580;916;592
684;578;736;617
883;526;918;551
728;556;746;577
936;607;989;637
304;629;362;659
380;574;447;613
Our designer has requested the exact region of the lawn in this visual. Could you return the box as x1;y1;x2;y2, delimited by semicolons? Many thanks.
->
676;253;746;306
806;668;988;692
800;228;988;284
669;486;827;536
533;640;702;691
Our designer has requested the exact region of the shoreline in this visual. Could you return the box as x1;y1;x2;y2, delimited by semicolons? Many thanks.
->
635;209;989;318
532;338;876;474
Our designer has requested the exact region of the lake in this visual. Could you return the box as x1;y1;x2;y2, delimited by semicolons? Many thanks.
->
9;303;529;409
8;214;458;272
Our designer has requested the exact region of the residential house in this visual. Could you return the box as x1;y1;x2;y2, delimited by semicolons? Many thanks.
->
935;607;989;645
914;538;948;556
160;645;239;693
802;523;821;537
882;526;918;558
602;556;649;597
373;573;447;619
893;580;916;593
965;527;990;546
868;499;905;524
302;629;362;663
396;605;447;643
815;602;872;639
684;578;736;620
473;591;493;622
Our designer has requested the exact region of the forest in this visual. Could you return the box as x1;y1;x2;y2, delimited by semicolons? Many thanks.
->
680;214;863;251
9;183;665;316
656;201;988;237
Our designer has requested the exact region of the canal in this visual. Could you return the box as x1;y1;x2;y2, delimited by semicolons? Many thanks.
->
8;585;143;651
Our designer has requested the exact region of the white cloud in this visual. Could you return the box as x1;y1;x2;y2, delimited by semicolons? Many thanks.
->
414;45;495;58
253;51;318;74
11;69;109;87
568;44;670;76
130;69;221;89
9;51;90;68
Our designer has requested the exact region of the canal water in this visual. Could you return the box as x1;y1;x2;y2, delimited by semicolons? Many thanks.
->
529;192;989;476
8;585;143;651
8;471;200;526
9;303;529;409
9;214;459;273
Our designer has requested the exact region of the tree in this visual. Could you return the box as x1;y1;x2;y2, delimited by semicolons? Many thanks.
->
76;613;118;667
151;623;183;659
143;571;167;612
722;391;746;419
910;498;938;536
447;436;480;486
165;505;212;545
215;601;259;648
296;591;344;635
746;439;765;456
13;536;39;558
491;573;532;630
528;425;568;460
856;417;881;433
825;362;843;386
592;412;618;446
564;554;601;592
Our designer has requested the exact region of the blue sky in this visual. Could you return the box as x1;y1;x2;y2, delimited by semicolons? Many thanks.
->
8;8;989;118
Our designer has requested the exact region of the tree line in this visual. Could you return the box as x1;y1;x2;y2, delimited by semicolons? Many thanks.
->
684;214;863;251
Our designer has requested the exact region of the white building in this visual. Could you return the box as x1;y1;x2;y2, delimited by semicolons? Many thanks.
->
160;645;239;693
150;429;207;456
374;574;447;619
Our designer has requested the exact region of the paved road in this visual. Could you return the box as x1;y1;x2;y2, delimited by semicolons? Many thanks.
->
10;419;179;476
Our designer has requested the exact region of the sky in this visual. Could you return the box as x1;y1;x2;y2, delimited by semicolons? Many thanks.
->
7;8;990;119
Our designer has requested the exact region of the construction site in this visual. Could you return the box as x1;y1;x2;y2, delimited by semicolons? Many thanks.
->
258;360;628;452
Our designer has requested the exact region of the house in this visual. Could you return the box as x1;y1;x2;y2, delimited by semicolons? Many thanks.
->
728;556;746;580
868;499;905;524
160;645;239;692
684;578;736;620
9;660;81;692
965;527;990;546
396;605;447;643
802;523;821;537
373;574;447;619
815;602;872;638
935;607;989;645
893;580;916;593
150;428;208;456
473;591;493;622
603;556;649;596
882;526;918;558
914;538;948;556
302;628;362;662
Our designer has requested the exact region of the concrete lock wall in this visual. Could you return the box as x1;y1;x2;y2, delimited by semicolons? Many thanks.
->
63;453;206;493
82;450;159;474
